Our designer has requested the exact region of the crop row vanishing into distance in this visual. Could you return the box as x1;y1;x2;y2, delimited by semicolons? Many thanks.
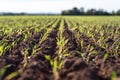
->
0;16;120;80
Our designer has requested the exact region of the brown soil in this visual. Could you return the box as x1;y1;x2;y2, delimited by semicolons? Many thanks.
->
0;20;120;80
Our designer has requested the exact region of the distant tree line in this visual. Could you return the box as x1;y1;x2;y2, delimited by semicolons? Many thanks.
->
61;7;120;15
0;12;26;16
0;12;58;16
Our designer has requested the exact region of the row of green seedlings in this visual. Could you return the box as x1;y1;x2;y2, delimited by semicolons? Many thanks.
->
31;18;61;80
22;18;58;68
78;18;120;52
65;19;86;56
0;18;58;80
45;18;70;80
31;18;60;55
0;18;56;56
69;18;120;60
78;19;120;80
23;18;58;61
66;18;119;80
86;22;119;56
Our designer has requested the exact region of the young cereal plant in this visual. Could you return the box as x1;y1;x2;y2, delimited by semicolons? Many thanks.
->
0;45;4;56
4;69;23;80
102;52;109;63
45;55;61;80
21;48;29;68
111;71;117;80
56;33;69;56
0;65;11;80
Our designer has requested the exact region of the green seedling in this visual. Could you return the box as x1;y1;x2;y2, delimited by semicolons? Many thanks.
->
102;53;109;63
111;71;117;80
45;55;61;80
0;65;11;80
0;46;4;56
4;69;23;80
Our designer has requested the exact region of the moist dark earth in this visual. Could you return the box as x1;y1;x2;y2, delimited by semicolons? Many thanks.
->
0;20;120;80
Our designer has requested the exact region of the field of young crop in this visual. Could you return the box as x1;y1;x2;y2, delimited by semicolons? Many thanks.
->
0;16;120;80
